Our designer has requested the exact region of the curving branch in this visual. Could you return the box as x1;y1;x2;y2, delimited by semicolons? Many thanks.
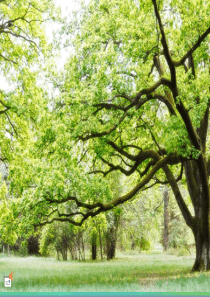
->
152;0;175;82
174;26;210;67
79;112;126;141
93;103;127;113
107;141;137;161
35;153;171;227
163;165;193;228
153;163;184;185
39;194;104;210
140;160;155;177
0;106;10;114
135;77;172;108
136;94;176;115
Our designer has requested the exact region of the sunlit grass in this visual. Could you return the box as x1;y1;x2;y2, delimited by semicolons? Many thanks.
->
0;251;208;292
156;273;210;292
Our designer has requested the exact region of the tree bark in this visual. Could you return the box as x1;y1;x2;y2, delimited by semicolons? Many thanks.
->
184;158;210;271
56;249;60;260
61;247;67;261
7;244;10;256
192;223;210;271
106;213;120;260
27;235;40;255
163;187;169;252
91;233;97;260
81;232;85;261
98;226;103;260
106;226;116;260
163;159;210;271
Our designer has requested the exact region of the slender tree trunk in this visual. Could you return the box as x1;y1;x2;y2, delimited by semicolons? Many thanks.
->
163;187;169;252
56;249;60;260
78;241;82;261
107;227;117;260
106;213;120;260
98;227;103;260
106;226;117;260
61;246;68;261
91;233;97;260
81;232;85;261
69;244;76;260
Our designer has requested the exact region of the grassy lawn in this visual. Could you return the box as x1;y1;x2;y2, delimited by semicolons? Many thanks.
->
0;251;209;292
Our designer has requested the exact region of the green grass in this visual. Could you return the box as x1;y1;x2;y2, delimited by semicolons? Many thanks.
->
156;273;210;292
0;251;209;292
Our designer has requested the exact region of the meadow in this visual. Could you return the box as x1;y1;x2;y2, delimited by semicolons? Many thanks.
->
1;250;210;292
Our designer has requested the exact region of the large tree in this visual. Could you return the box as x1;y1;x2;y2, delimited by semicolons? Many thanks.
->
11;0;210;272
0;0;56;244
0;0;56;162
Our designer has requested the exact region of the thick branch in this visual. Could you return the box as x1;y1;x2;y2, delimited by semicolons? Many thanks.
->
107;141;137;161
136;94;176;115
152;0;175;81
184;160;198;207
36;153;171;227
163;165;193;228
135;77;172;109
43;195;104;210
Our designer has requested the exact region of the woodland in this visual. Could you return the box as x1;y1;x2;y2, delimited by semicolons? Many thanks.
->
0;0;210;284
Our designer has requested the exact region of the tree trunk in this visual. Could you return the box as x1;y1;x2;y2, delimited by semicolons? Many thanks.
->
27;235;40;255
56;249;60;260
163;154;210;272
183;158;210;271
106;226;117;260
154;49;210;272
163;187;169;252
191;199;210;272
81;232;85;261
192;228;210;271
61;248;67;261
91;233;97;260
98;227;103;260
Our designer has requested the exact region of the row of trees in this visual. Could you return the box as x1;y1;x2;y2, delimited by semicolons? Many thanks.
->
0;0;210;271
1;184;194;260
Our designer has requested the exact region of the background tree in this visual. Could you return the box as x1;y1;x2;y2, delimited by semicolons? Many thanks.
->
0;0;55;158
163;187;169;252
117;187;162;252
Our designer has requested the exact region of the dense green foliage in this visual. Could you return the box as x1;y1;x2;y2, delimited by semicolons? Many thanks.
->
1;0;210;272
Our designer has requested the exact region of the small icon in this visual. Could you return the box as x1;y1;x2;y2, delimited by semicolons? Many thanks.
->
9;272;14;281
4;272;14;287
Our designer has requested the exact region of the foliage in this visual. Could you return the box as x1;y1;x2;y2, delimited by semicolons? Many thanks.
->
3;0;210;272
140;237;151;252
117;187;162;251
0;180;17;245
0;0;57;241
